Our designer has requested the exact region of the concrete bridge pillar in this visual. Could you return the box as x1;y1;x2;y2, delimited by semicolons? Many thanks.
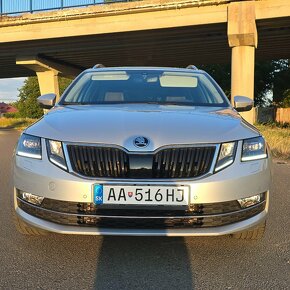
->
228;1;258;124
16;56;81;102
16;57;61;101
36;70;60;100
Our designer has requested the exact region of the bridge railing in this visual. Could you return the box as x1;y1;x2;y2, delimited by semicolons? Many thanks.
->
0;0;130;16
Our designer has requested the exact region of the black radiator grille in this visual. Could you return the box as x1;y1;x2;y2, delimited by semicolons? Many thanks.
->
67;145;216;179
67;146;129;178
153;147;215;178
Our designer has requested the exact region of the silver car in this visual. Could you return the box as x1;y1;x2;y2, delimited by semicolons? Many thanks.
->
13;66;272;239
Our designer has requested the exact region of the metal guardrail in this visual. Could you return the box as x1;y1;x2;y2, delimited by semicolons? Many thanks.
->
0;0;131;16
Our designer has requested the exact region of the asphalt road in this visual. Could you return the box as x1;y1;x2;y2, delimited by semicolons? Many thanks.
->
0;129;289;290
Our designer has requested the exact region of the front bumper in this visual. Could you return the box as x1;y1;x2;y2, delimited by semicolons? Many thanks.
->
13;141;272;236
15;203;268;236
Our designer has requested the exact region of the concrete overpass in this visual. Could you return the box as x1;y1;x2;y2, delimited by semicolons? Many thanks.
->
0;0;290;122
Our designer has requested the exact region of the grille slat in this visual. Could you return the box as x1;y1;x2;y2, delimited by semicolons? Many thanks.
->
79;146;86;174
119;150;125;176
172;149;179;177
67;145;216;179
179;148;187;177
196;148;203;176
187;148;195;178
199;148;207;174
75;147;83;173
204;148;212;173
69;145;79;173
95;148;102;176
87;147;94;175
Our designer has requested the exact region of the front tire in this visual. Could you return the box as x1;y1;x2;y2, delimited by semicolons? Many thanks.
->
231;221;266;240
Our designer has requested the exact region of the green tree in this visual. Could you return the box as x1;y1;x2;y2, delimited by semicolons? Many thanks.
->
16;77;43;118
253;60;275;106
280;91;290;107
272;60;290;107
15;76;72;118
199;63;231;97
201;59;290;107
59;77;73;95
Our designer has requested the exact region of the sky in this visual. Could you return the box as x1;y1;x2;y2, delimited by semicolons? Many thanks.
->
0;78;25;103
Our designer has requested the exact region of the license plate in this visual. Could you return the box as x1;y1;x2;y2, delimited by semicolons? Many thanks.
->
93;184;189;206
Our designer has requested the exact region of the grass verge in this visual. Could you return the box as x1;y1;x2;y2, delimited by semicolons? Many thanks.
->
0;117;37;131
256;124;290;160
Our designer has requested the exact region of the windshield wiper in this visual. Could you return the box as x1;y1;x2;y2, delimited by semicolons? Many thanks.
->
138;101;194;106
61;101;195;106
161;102;194;106
62;102;90;105
120;101;194;106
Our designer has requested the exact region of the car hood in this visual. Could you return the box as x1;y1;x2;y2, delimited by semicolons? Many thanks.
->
26;104;259;151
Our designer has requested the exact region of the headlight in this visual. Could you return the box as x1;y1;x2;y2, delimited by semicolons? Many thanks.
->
242;136;267;161
16;133;42;159
47;140;67;170
215;142;237;172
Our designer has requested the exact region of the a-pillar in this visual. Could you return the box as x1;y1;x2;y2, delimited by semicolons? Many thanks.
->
228;1;258;124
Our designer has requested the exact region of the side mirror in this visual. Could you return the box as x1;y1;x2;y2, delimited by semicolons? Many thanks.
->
37;93;56;109
234;96;253;112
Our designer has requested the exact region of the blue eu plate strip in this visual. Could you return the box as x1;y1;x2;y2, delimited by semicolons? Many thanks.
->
93;184;103;205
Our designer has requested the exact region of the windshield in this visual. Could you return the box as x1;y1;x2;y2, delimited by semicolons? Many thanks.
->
61;70;229;107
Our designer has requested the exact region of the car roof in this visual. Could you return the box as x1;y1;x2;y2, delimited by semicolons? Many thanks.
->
84;66;205;74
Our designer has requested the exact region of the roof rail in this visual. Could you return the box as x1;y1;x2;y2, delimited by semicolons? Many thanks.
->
93;64;105;69
186;65;198;70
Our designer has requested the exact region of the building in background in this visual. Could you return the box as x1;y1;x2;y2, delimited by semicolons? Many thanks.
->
0;102;18;117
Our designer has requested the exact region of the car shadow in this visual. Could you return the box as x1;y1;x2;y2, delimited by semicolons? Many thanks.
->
93;236;195;290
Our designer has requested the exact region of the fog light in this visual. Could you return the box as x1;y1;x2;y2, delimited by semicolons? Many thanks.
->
21;192;44;206
238;194;262;208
